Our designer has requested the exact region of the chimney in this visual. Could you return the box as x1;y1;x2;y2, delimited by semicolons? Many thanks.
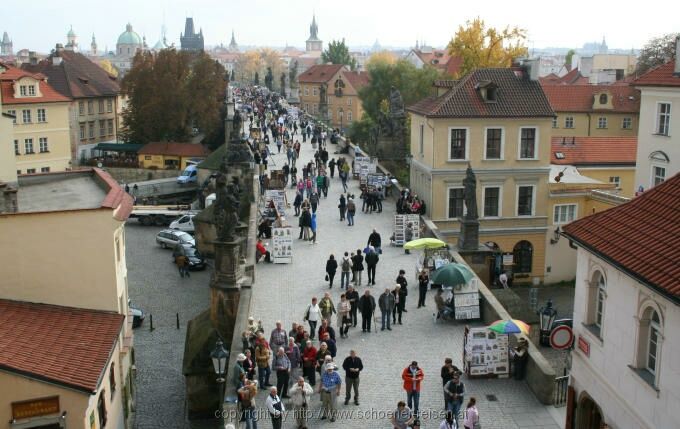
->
521;58;539;81
674;35;680;77
53;45;63;66
55;43;64;53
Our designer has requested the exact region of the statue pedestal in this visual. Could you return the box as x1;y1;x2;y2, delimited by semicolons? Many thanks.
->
458;217;480;251
212;239;245;286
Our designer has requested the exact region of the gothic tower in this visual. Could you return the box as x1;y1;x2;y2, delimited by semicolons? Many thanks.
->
305;14;322;52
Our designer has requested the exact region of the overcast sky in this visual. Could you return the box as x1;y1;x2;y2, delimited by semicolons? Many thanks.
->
3;0;677;53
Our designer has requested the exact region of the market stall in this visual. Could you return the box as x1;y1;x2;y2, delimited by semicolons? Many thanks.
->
463;319;529;379
431;263;480;320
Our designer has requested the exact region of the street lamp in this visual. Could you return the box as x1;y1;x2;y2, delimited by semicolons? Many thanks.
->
538;299;557;347
211;339;229;383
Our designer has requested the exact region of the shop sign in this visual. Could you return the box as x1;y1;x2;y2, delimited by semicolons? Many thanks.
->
578;335;590;357
12;396;60;420
502;253;514;266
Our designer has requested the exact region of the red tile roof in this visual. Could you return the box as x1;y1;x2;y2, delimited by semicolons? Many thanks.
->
562;173;680;302
411;49;462;76
298;64;345;84
343;70;369;91
138;142;210;157
444;56;463;76
550;136;637;166
93;168;133;221
408;68;554;118
0;65;71;104
0;300;124;393
541;84;640;113
634;61;680;87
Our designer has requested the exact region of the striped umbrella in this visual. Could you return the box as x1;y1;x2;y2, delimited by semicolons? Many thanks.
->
488;319;531;335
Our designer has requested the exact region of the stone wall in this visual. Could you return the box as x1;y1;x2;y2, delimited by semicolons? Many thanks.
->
103;167;179;184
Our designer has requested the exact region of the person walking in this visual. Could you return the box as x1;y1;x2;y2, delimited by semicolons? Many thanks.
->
341;162;350;192
302;341;318;386
338;194;347;221
358;290;376;333
265;387;285;429
401;361;424;417
365;247;379;286
270;321;288;351
328;158;336;178
237;379;259;429
310;191;319;214
441;358;460;408
367;228;382;254
176;254;190;278
317;319;336;342
337;294;351;338
391;401;415;429
286;337;301;383
273;347;291;398
326;254;338;288
293;191;303;216
346;286;359;327
463;397;479;429
319;292;336;325
392;285;406;325
310;213;318;244
346;197;356;225
352;249;364;286
303;297;321;339
379;287;395;331
318;363;342;422
396;270;409;311
289;376;313;429
342;350;363;405
340;252;352;289
349;251;357;285
255;337;272;387
417;269;429;308
444;372;465;425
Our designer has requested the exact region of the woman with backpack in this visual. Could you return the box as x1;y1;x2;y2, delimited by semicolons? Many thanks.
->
340;252;352;289
346;197;356;226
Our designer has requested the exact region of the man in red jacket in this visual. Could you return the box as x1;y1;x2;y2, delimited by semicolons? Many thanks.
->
401;361;424;417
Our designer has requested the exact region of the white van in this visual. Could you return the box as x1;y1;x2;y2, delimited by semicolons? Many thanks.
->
177;165;198;184
169;214;195;233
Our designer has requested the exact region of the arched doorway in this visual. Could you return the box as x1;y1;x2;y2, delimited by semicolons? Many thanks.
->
513;240;533;274
578;394;604;429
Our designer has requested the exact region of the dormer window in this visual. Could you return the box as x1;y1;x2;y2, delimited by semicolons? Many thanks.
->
19;85;36;96
334;79;345;97
487;86;498;102
476;80;498;103
599;93;608;104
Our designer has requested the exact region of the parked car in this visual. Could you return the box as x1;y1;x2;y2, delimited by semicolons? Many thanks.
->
156;229;195;248
169;214;195;233
128;300;145;328
177;165;198;184
172;243;206;270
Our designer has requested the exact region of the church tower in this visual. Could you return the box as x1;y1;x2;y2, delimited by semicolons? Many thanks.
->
91;34;98;56
305;14;322;52
228;30;238;52
1;31;12;56
65;26;78;51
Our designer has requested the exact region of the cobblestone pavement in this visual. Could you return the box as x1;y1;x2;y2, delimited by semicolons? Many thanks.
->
249;135;562;429
126;223;210;429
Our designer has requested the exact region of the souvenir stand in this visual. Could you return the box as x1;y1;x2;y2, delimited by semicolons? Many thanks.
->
271;227;293;264
393;214;420;246
353;156;376;181
415;248;452;285
463;326;510;378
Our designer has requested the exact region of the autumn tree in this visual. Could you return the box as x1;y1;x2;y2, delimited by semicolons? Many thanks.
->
447;17;528;77
636;33;679;75
235;50;261;83
365;51;397;69
321;39;357;70
564;49;576;69
97;59;119;77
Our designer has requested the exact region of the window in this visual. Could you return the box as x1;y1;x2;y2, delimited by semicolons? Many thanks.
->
597;117;608;129
16;170;21;175
7;109;16;124
312;88;317;96
513;240;533;273
24;138;34;154
89;121;95;138
107;99;113;113
599;93;608;104
97;391;107;428
347;98;352;106
41;167;50;173
447;187;464;219
22;109;32;123
519;127;537;159
28;85;36;96
99;99;105;113
565;116;574;128
517;185;534;216
37;108;46;123
647;311;660;375
26;168;36;174
419;124;424;156
99;120;106;137
80;123;86;140
39;137;48;153
622;117;632;129
485;128;503;159
551;117;558;128
108;119;114;135
595;274;606;329
656;103;671;135
553;204;576;224
20;85;27;96
347;111;352;122
483;187;501;217
448;128;468;160
88;100;94;115
14;140;19;155
653;166;666;186
109;364;116;396
79;101;85;115
304;87;309;96
609;176;621;189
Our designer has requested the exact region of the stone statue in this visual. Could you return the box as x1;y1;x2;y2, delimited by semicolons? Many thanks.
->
213;173;241;242
462;165;478;220
231;108;242;141
389;86;405;118
319;83;327;105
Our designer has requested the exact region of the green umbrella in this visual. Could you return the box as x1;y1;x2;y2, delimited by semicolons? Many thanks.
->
403;238;447;250
431;263;475;286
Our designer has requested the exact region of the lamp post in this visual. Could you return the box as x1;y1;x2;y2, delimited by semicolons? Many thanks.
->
538;299;557;346
211;339;229;383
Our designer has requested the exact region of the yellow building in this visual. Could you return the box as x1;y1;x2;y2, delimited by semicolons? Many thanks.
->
1;64;72;174
137;141;209;170
542;84;640;137
298;64;368;130
0;96;16;185
408;66;555;283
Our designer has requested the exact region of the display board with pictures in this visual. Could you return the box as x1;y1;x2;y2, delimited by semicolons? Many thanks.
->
264;190;287;215
464;327;509;377
271;227;293;263
393;214;420;246
453;278;480;320
366;173;386;191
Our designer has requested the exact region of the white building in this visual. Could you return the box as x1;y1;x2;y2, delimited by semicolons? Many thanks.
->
633;41;680;193
562;173;680;429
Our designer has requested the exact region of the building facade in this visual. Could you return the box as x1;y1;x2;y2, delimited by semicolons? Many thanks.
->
562;173;680;429
137;142;209;169
633;54;680;192
180;18;204;51
407;66;554;283
0;65;72;174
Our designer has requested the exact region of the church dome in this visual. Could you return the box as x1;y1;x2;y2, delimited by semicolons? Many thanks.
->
117;23;142;46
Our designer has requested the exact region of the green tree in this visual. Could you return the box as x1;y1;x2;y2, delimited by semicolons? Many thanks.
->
447;17;528;77
321;39;357;70
636;33;679;75
254;71;260;85
565;49;576;69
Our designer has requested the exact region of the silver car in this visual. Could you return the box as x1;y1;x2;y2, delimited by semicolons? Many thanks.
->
156;229;195;249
